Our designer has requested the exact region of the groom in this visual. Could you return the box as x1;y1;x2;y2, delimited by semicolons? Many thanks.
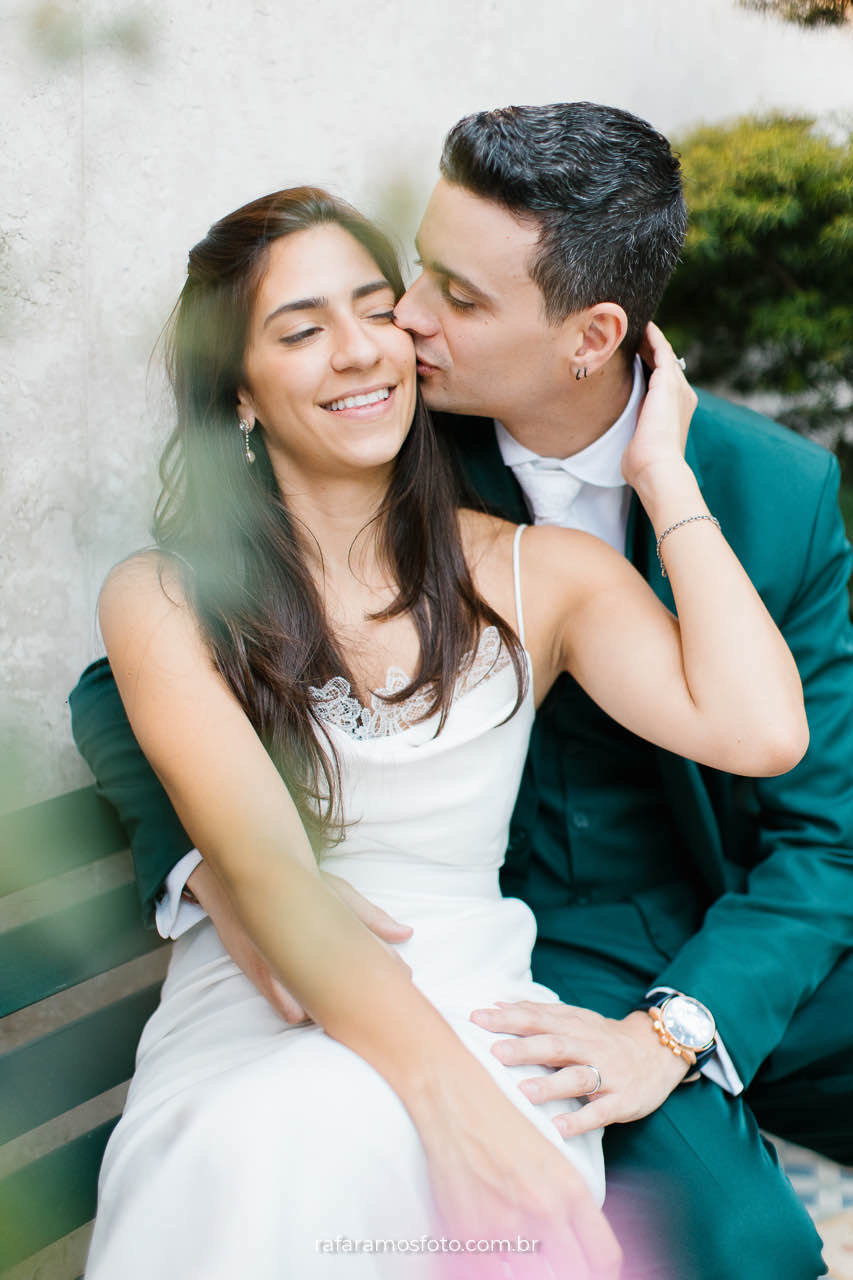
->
71;104;853;1278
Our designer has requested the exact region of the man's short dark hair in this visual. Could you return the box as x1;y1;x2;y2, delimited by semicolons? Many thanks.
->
439;102;687;356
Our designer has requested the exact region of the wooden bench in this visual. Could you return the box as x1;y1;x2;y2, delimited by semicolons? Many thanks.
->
0;787;169;1279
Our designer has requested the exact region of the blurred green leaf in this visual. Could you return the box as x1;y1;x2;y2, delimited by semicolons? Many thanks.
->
28;1;153;63
739;0;851;26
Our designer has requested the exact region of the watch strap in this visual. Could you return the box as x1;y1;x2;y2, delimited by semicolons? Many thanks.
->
647;1005;698;1067
636;991;718;1071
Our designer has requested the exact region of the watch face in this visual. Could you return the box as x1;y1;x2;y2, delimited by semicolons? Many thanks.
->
662;995;716;1051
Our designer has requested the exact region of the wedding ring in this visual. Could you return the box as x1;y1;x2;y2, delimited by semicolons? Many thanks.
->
583;1064;602;1095
676;355;687;371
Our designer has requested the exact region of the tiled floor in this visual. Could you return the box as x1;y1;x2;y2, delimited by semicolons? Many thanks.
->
775;1138;853;1279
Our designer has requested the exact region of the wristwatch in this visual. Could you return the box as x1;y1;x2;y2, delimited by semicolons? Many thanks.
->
641;992;717;1070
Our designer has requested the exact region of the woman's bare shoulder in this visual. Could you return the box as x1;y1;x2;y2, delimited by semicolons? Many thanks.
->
98;549;208;685
459;513;614;578
457;511;622;604
519;523;615;574
457;508;518;563
99;549;190;618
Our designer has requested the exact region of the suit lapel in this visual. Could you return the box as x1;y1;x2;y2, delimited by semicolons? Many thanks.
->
438;413;531;525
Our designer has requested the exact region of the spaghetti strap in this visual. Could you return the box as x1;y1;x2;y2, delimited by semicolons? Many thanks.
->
512;524;528;649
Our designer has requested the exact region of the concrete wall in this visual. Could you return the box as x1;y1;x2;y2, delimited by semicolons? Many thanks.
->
2;0;852;809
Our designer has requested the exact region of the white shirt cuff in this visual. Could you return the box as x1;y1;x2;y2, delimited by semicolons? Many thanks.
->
154;849;206;940
645;986;744;1096
701;1034;742;1095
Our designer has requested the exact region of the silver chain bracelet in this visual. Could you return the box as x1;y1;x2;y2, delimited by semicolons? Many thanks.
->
656;514;721;578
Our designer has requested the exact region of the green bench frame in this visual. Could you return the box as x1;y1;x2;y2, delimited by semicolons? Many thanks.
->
0;787;167;1277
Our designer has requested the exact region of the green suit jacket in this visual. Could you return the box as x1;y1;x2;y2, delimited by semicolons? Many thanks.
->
69;389;853;1089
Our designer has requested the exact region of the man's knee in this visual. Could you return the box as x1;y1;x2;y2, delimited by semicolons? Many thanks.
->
603;1090;826;1279
681;1172;824;1280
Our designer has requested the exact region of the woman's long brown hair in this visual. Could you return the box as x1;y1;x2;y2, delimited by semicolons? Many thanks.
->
153;187;526;849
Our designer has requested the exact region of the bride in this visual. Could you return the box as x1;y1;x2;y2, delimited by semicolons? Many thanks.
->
84;186;807;1279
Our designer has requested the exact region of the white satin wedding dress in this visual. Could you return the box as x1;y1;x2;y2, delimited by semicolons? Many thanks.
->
84;527;604;1278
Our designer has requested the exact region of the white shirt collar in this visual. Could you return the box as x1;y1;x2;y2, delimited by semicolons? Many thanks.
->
494;355;644;488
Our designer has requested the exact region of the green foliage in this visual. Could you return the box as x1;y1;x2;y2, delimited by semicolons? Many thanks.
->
739;0;851;24
657;114;853;608
658;115;853;404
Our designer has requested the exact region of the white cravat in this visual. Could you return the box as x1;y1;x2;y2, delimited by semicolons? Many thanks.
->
511;461;585;528
495;354;645;552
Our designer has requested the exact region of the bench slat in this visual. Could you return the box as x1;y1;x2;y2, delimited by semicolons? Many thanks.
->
0;1120;116;1270
0;983;162;1143
0;884;164;1016
0;786;128;895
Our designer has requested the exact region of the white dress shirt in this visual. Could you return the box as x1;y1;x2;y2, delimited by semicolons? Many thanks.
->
495;353;645;553
158;353;740;1093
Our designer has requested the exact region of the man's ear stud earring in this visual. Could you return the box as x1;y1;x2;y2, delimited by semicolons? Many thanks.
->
239;418;255;464
575;366;588;380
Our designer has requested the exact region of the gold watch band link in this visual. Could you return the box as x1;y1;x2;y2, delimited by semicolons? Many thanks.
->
648;1006;698;1067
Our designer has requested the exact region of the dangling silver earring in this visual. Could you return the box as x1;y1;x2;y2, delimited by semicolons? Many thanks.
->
238;418;255;464
575;366;588;381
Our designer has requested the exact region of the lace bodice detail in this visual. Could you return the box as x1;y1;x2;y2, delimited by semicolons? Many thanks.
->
310;625;512;740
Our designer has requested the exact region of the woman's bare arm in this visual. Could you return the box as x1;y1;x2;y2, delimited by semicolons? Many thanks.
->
525;517;806;777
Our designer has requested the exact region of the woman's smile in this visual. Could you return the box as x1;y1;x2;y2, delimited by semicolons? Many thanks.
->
321;383;397;417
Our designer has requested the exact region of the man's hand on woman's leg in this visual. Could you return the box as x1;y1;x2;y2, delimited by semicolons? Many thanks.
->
186;860;413;1023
